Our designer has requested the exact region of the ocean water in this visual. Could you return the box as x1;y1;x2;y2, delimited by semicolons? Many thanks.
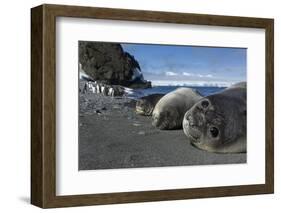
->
129;86;226;99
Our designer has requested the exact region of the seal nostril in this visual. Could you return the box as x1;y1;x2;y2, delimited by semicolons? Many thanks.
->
186;115;196;127
201;100;209;108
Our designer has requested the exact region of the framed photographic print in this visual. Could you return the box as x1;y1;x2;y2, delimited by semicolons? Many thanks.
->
31;4;274;208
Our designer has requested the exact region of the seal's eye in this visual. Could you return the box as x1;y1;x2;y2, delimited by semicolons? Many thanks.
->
210;127;219;138
201;100;209;108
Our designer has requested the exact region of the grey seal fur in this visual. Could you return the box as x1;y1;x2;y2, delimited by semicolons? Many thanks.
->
182;82;247;153
136;94;165;116
152;88;203;130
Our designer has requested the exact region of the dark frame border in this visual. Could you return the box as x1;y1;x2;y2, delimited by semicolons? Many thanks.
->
31;4;274;208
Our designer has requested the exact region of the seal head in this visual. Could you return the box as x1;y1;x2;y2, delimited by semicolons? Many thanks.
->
183;87;246;153
136;94;165;116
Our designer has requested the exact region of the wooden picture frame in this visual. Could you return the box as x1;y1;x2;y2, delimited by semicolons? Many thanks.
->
31;4;274;208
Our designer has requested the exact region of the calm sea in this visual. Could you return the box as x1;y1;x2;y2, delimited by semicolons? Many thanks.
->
129;86;226;99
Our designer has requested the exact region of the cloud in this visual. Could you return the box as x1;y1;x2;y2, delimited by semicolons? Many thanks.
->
152;80;234;87
182;72;213;78
165;71;178;76
182;72;192;76
195;74;214;78
144;68;218;83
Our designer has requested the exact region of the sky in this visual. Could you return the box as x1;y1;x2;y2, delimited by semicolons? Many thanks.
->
122;43;246;87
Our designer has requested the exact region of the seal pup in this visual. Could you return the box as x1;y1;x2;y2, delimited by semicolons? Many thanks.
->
182;82;247;153
152;88;203;130
136;94;165;116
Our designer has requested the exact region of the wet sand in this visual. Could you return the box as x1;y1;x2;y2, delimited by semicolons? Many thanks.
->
79;85;246;170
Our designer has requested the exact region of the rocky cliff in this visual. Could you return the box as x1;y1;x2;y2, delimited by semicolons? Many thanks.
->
79;41;151;89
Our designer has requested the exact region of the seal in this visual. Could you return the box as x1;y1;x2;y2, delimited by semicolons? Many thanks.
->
182;82;247;153
152;88;203;130
136;94;165;116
